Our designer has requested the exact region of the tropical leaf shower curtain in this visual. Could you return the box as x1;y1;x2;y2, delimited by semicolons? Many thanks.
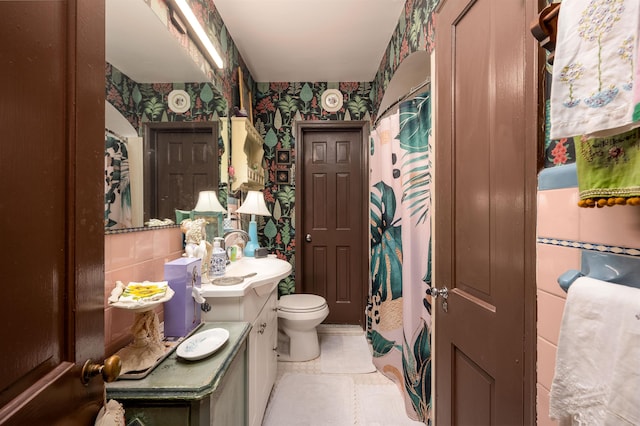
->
105;132;132;229
367;91;433;424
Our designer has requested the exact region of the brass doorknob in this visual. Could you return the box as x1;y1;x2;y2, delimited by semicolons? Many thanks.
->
81;355;122;385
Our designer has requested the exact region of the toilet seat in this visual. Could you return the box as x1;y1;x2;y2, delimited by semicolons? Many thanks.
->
279;294;327;313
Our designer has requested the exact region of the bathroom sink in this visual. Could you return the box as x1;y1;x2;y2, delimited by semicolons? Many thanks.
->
199;256;287;426
200;256;292;298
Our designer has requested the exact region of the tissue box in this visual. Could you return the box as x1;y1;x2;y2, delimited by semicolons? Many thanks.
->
163;257;202;338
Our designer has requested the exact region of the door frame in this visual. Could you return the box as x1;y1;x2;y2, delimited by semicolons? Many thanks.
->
294;120;369;326
143;121;219;222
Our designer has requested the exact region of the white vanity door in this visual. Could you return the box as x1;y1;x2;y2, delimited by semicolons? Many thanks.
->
248;290;278;426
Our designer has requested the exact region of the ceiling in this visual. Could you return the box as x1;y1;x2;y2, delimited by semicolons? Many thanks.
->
214;0;406;82
106;0;406;83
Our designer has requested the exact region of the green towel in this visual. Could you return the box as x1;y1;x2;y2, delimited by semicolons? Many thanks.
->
575;128;640;207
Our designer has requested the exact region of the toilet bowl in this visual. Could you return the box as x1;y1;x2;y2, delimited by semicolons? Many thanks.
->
277;294;329;362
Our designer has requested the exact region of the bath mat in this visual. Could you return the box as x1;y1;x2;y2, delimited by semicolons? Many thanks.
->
318;324;365;335
262;373;356;426
356;383;425;426
320;334;376;374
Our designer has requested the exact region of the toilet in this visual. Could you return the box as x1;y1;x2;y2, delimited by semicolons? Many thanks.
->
277;294;329;362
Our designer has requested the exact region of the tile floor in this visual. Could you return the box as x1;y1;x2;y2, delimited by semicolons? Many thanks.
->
265;324;425;425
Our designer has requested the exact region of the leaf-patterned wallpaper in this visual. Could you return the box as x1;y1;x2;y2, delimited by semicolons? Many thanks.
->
371;0;439;117
105;63;228;132
252;81;374;294
106;0;440;294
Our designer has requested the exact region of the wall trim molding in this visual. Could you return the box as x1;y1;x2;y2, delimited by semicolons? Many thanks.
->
537;237;640;257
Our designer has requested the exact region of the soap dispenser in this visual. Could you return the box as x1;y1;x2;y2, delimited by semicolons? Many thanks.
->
210;238;226;278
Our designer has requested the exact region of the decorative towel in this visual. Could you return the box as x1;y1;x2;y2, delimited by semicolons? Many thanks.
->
113;281;168;304
574;128;640;207
550;0;640;139
549;277;640;425
94;400;125;426
115;310;167;374
633;38;640;122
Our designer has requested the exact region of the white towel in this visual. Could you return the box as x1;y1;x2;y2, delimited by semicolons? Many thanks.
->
549;277;640;425
550;0;640;139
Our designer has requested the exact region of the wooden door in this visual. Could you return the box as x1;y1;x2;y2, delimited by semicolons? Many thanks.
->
144;124;219;221
295;122;369;325
0;1;107;424
434;0;538;424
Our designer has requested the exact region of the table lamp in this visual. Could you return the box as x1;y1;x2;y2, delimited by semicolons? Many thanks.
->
192;190;227;243
235;190;271;256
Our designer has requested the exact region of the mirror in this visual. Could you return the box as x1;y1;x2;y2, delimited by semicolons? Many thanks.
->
104;0;230;231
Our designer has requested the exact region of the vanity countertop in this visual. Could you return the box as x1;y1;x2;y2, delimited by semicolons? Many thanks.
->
106;321;250;401
201;257;292;298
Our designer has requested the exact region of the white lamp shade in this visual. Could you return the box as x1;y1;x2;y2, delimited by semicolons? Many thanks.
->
236;190;271;217
193;191;226;213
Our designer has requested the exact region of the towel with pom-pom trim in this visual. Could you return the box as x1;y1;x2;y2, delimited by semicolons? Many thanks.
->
575;128;640;207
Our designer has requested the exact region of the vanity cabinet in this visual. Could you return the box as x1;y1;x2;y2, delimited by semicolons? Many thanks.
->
106;322;250;426
230;117;265;191
250;290;278;425
202;283;279;426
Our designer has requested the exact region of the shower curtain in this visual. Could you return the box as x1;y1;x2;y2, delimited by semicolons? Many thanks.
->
367;91;432;424
105;132;132;229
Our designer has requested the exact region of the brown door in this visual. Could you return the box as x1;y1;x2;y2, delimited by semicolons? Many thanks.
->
295;122;369;325
434;0;537;424
144;124;219;221
0;1;107;424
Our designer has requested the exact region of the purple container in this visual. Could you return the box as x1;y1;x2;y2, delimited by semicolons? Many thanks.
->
163;257;202;338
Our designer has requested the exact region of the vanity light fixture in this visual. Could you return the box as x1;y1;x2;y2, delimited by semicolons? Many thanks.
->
172;0;224;69
235;191;271;257
170;9;187;34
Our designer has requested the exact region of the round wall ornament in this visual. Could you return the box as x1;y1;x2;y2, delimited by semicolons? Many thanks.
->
168;89;191;113
321;89;343;112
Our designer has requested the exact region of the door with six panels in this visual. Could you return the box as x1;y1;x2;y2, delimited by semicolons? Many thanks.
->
296;122;369;325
